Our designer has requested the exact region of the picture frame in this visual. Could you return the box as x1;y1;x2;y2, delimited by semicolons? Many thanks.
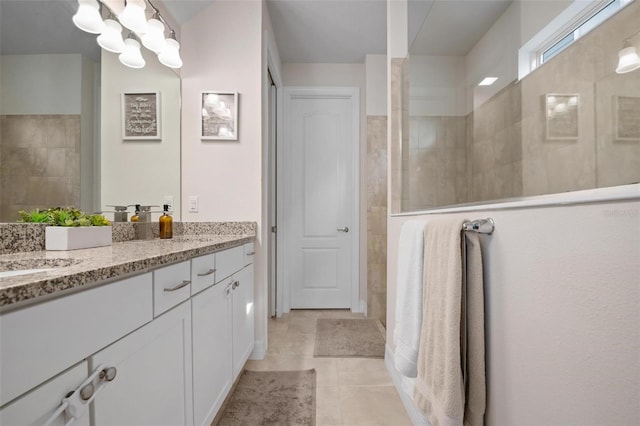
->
122;92;161;140
545;93;579;140
614;95;640;141
201;91;238;140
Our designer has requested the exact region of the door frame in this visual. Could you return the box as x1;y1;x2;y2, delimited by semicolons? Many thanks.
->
280;86;360;314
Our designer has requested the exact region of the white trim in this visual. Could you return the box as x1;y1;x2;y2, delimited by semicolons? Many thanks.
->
392;184;640;217
385;345;430;426
249;340;266;360
280;86;361;313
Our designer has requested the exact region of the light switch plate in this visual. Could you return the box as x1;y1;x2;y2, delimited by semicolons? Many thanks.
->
188;196;198;213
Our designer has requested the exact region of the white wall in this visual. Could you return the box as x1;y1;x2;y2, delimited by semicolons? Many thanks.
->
465;1;520;111
366;54;387;116
409;55;466;116
100;48;181;221
386;194;640;424
282;62;368;312
181;0;267;353
0;54;82;114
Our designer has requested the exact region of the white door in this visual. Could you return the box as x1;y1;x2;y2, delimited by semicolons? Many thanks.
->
284;87;359;309
232;265;255;379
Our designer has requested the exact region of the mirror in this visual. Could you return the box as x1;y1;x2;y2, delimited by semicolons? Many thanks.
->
399;0;640;213
0;0;181;222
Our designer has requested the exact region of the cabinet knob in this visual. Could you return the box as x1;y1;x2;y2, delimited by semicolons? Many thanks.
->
80;383;94;401
337;226;349;233
232;281;240;289
100;366;117;382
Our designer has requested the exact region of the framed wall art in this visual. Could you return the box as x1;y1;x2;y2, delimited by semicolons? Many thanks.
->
545;93;579;140
614;95;640;141
122;92;161;140
201;91;238;140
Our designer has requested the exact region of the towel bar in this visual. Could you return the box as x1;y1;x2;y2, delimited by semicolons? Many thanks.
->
462;218;495;234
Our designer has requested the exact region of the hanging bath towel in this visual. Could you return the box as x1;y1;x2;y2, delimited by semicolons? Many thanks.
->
413;218;485;426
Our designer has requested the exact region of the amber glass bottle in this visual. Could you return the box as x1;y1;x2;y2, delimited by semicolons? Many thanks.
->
130;204;140;222
159;204;173;239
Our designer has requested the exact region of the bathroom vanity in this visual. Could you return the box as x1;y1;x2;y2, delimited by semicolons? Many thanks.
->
0;232;255;426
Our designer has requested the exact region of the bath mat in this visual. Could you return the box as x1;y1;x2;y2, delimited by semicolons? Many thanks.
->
215;369;316;426
314;318;385;358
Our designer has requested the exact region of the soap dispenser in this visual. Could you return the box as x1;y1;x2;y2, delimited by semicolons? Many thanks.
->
159;204;173;239
130;204;141;222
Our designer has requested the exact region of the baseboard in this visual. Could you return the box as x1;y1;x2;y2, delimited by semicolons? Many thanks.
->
384;344;430;426
249;340;266;360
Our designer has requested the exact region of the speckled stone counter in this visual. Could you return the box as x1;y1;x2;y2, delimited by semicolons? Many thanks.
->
0;233;255;309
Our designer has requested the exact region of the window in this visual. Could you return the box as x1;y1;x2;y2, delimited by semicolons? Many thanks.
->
539;0;633;64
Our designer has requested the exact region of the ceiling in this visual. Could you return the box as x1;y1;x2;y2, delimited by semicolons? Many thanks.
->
1;0;513;64
409;0;513;56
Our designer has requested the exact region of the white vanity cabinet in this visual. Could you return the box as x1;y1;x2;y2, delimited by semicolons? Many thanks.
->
191;243;255;426
0;273;153;417
0;361;90;426
192;280;232;426
231;263;254;380
90;301;193;426
0;239;254;426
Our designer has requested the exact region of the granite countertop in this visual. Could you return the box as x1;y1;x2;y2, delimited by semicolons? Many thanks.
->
0;234;254;309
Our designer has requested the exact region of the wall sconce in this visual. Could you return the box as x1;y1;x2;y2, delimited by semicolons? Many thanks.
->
72;0;182;69
616;32;640;74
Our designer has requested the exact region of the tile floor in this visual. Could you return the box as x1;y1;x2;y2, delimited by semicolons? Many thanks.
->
244;310;412;426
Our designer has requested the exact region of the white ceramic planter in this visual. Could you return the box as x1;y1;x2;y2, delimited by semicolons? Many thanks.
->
45;226;113;251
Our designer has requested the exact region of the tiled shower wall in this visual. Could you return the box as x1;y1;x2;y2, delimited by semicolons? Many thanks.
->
0;115;81;222
367;116;387;325
396;1;639;212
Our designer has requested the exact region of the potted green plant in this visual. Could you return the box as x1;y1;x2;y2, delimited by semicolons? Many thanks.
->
19;207;112;251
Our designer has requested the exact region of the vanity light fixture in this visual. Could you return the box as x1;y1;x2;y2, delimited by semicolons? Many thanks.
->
157;30;183;69
118;0;148;34
478;77;498;86
72;0;105;34
616;42;640;74
141;12;166;53
72;0;182;69
97;15;126;53
119;35;146;69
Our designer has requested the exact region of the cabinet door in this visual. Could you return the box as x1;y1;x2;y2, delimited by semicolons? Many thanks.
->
192;279;233;426
232;265;255;380
90;301;193;426
0;361;90;426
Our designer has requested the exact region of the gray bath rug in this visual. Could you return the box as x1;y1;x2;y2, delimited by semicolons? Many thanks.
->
314;318;385;358
215;369;316;426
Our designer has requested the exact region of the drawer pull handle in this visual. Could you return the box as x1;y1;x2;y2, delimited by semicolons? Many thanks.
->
197;268;216;277
164;280;191;292
246;251;256;256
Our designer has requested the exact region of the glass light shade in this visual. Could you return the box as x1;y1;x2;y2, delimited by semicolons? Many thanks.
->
72;0;105;34
158;38;183;69
118;0;148;34
119;38;145;69
141;18;166;54
97;20;126;53
616;46;640;74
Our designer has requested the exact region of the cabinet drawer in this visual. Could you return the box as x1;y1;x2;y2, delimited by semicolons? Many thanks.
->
244;242;255;266
191;253;216;295
215;245;244;283
0;273;152;406
153;261;191;317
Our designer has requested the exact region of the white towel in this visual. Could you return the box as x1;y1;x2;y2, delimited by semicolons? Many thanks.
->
394;220;426;378
414;218;467;426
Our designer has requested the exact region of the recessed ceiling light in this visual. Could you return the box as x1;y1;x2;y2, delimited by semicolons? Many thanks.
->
478;77;498;86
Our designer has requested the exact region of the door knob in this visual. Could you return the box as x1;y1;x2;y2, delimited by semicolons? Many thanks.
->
337;227;349;233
